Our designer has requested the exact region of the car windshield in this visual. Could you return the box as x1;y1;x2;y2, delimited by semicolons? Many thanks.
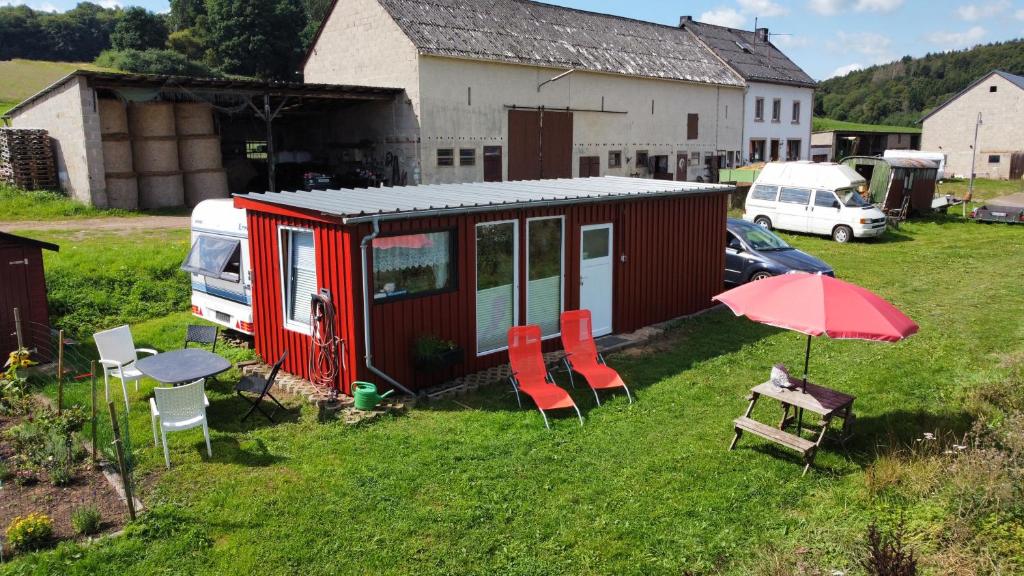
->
839;188;870;207
735;225;791;251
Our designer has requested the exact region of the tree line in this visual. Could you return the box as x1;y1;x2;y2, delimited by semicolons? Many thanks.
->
0;0;334;80
815;39;1024;127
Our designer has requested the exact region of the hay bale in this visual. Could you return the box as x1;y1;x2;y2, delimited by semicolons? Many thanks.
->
132;137;180;173
104;173;138;210
183;169;229;206
174;102;215;136
178;135;223;172
128;102;176;139
138;172;184;208
98;99;129;135
102;139;133;173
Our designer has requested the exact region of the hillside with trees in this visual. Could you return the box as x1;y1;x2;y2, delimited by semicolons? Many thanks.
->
815;39;1024;127
0;0;333;81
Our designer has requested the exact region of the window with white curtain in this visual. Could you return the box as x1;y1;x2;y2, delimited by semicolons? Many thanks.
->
527;218;563;337
372;231;454;300
475;221;517;355
279;228;316;331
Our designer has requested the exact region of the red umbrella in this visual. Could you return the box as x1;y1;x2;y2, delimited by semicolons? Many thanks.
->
713;273;918;392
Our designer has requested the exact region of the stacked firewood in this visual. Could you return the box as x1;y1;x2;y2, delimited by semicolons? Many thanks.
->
0;128;57;190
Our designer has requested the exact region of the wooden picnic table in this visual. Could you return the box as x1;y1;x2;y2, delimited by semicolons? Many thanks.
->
729;378;855;476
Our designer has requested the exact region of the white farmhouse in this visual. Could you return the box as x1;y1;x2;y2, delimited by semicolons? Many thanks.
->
681;17;815;165
304;0;748;184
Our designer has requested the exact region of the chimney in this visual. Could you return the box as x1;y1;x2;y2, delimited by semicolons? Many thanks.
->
755;27;769;42
679;15;692;28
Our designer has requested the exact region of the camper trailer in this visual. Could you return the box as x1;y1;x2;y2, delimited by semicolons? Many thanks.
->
883;150;947;180
182;199;253;334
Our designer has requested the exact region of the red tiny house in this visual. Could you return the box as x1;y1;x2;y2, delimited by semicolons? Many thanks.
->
235;177;730;395
0;232;59;361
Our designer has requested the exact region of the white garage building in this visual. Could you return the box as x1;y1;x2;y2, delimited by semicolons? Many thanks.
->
304;0;748;184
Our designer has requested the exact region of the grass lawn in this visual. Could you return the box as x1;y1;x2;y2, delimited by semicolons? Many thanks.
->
4;213;1024;574
0;60;117;114
812;117;922;134
0;185;134;221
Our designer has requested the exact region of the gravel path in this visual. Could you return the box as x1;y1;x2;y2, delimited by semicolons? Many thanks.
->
0;215;189;232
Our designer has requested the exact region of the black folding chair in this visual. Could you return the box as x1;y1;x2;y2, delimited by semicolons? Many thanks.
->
234;351;287;422
184;324;218;353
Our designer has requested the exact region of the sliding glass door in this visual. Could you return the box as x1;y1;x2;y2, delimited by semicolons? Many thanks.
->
526;217;563;337
476;221;518;355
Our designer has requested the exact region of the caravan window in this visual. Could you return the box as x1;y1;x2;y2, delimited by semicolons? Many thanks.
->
750;185;779;201
181;235;241;282
372;231;455;301
779;188;811;205
279;228;316;331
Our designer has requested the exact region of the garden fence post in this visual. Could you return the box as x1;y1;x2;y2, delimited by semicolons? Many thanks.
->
56;329;64;414
13;307;23;351
107;401;137;520
91;361;98;465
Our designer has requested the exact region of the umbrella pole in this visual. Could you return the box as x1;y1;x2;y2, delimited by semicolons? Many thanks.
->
802;334;811;394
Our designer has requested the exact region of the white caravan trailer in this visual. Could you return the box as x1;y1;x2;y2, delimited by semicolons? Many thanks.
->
181;199;253;334
883;150;947;180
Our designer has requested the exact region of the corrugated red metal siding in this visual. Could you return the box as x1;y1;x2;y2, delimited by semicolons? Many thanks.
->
245;193;727;393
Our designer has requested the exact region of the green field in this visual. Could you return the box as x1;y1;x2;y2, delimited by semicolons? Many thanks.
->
812;117;923;134
0;59;117;117
1;201;1021;574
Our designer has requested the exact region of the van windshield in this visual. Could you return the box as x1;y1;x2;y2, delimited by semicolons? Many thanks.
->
839;188;870;207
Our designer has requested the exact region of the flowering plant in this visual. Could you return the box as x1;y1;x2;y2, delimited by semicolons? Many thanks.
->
5;512;54;551
4;348;37;380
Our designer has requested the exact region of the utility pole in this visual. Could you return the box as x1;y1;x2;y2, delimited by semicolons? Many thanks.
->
965;112;982;218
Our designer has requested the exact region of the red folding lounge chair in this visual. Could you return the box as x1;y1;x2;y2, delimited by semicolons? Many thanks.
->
508;325;583;429
560;310;633;405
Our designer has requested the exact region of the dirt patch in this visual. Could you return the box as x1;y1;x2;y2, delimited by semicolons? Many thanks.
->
0;215;189;233
0;414;129;557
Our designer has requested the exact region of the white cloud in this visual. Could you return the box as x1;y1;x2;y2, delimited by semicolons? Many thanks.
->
36;2;59;11
772;35;810;49
829;63;864;78
699;8;748;29
737;0;789;18
98;0;121;7
854;0;904;12
926;26;988;49
1014;8;1024;20
958;1;1010;21
829;31;892;62
808;0;842;15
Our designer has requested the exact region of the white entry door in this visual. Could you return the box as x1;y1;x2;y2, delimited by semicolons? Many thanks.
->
579;223;613;337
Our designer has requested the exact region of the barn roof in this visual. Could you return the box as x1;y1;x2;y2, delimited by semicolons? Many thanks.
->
0;231;59;252
369;0;744;87
920;70;1024;122
235;176;733;224
680;19;816;88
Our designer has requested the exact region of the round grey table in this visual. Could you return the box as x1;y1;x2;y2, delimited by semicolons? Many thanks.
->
135;348;232;384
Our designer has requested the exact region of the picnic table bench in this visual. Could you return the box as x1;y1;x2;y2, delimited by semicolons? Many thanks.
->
729;378;855;476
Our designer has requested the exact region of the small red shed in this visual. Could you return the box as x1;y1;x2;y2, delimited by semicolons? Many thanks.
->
234;176;731;394
1;231;59;361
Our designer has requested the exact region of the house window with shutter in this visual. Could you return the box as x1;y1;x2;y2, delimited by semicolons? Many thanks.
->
437;148;454;166
279;227;317;332
687;113;699;140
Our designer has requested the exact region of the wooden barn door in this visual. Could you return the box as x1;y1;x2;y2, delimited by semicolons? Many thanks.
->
1010;152;1024;180
0;245;33;355
507;109;573;181
578;156;600;177
483;146;503;182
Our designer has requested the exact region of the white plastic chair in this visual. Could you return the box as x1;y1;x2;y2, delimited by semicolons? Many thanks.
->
94;325;157;413
149;378;212;469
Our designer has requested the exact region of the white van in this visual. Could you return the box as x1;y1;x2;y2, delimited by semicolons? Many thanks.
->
744;162;887;243
181;199;253;334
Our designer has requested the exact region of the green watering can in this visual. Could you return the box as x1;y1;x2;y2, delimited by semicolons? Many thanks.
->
352;381;394;411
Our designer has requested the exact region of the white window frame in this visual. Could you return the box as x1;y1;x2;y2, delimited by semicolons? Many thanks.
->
474;219;519;356
278;225;315;335
526;216;565;341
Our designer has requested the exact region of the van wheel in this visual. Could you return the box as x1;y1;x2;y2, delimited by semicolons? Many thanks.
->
754;216;773;230
832;225;853;243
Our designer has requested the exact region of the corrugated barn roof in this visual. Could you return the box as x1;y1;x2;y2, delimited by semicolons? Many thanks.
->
375;0;745;86
236;176;733;223
682;20;816;88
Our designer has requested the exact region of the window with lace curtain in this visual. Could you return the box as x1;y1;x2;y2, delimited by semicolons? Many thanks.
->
372;231;455;301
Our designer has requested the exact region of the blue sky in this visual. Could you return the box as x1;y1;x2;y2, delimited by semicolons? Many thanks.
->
9;0;1024;80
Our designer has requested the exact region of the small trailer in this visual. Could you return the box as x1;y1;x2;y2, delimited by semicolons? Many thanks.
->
841;156;939;216
181;199;254;334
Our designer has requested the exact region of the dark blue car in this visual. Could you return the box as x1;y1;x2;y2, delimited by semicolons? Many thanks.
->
725;218;834;285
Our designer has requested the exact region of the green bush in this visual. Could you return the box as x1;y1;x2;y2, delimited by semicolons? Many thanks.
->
71;506;102;536
6;406;86;483
0;459;12;481
5;513;54;552
95;48;220;77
